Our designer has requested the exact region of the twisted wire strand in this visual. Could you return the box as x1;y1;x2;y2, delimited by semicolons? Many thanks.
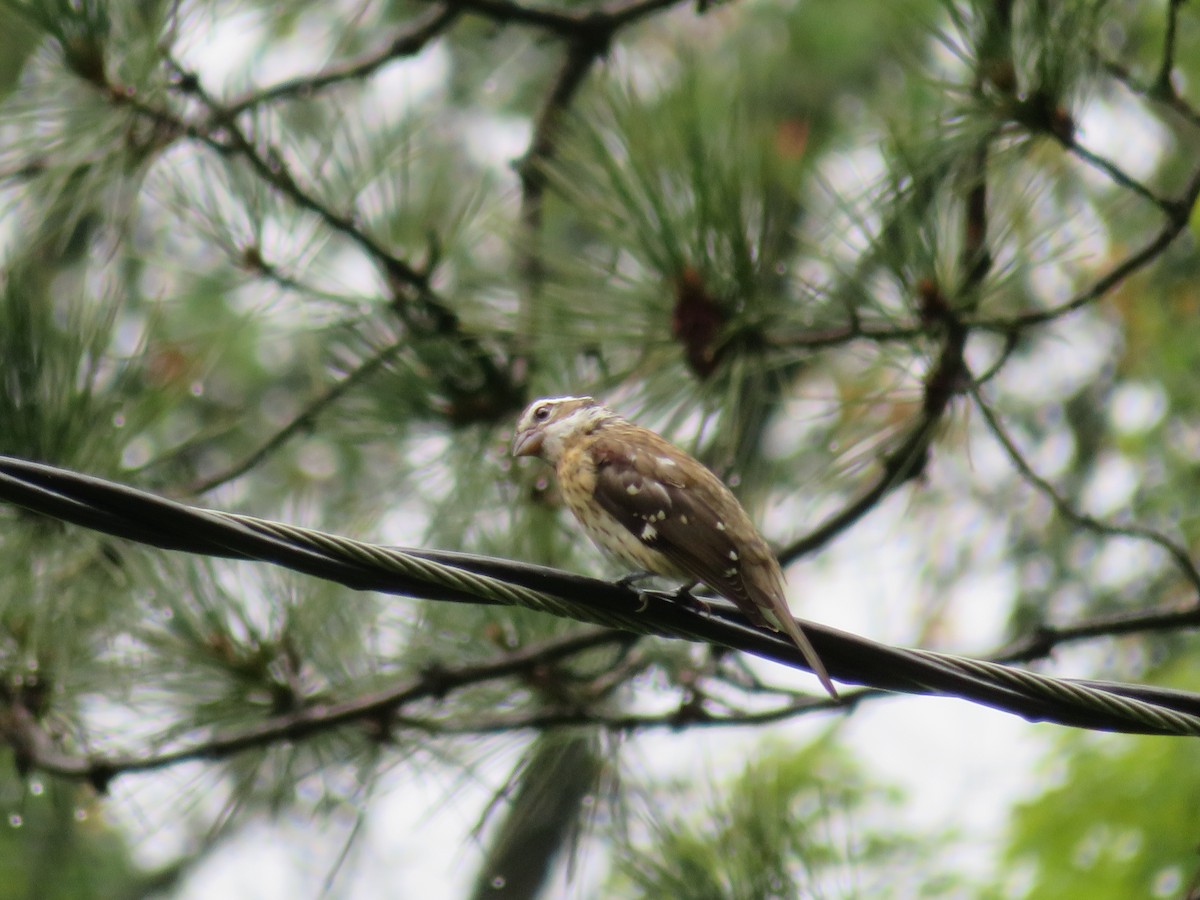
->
0;455;1198;737
226;513;582;617
908;650;1200;737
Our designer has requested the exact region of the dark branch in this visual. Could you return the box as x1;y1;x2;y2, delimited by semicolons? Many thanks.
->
514;35;607;329
779;304;967;565
1154;0;1186;97
991;598;1200;665
1095;54;1200;132
973;161;1200;330
971;387;1200;599
225;7;461;115
1063;137;1182;220
0;628;631;785
188;340;406;495
442;0;684;36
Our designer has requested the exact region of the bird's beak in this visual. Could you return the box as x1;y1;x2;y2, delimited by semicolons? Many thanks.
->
512;428;544;457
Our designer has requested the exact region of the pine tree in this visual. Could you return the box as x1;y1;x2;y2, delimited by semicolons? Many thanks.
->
1;0;1199;896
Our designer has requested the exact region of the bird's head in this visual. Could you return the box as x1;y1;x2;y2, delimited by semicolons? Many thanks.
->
512;396;615;463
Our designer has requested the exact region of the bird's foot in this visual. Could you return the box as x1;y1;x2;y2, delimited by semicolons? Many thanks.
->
617;570;657;612
616;570;656;590
673;582;711;615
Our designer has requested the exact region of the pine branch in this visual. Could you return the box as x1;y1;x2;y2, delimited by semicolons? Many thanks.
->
1154;0;1187;96
440;0;685;36
764;320;932;350
507;0;706;360
0;627;628;790
6;598;1200;794
973;160;1200;329
91;56;527;431
990;598;1200;664
515;35;607;331
188;339;407;495
1061;137;1180;218
1095;54;1200;130
224;7;461;115
162;61;433;295
779;295;967;564
970;386;1200;598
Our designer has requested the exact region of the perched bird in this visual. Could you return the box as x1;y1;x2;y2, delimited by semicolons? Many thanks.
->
512;396;836;698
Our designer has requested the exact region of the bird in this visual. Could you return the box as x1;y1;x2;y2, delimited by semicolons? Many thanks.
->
512;395;837;698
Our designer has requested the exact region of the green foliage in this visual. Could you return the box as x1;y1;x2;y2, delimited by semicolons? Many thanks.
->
542;69;808;483
0;5;38;101
0;269;129;469
1003;661;1200;899
608;734;964;899
0;768;151;900
0;0;1199;895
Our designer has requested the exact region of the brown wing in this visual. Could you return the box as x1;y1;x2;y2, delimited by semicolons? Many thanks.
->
588;428;772;622
590;426;838;698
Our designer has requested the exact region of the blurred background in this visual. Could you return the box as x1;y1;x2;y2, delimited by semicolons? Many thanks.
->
0;0;1199;896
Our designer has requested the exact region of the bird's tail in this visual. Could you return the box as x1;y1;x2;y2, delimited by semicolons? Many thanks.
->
773;612;838;700
750;563;839;700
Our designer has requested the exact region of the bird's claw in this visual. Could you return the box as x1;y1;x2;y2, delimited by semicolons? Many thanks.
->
673;582;711;615
616;570;656;590
616;571;656;612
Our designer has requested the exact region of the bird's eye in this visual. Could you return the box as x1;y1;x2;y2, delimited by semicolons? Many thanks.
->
533;404;551;422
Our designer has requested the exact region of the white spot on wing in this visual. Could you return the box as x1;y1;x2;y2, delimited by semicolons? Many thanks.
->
724;567;738;577
716;521;726;531
641;523;657;541
658;456;677;467
626;483;640;495
728;550;739;561
680;515;689;524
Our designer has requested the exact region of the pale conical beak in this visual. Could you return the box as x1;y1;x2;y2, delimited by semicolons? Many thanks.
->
512;429;544;457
